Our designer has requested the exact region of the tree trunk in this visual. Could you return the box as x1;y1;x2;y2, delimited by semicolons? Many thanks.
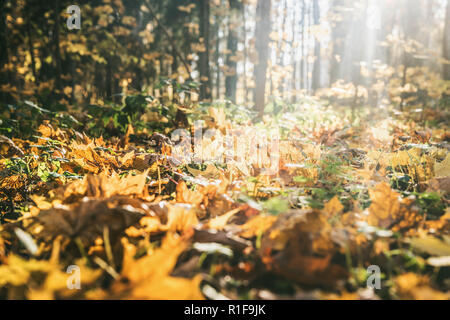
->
312;0;321;91
403;0;423;69
53;0;62;90
171;47;178;76
253;0;272;117
349;1;366;86
0;0;9;102
25;4;38;84
330;0;347;85
290;1;298;102
199;0;212;101
0;0;9;78
225;0;242;103
106;58;112;100
300;0;305;90
214;13;221;100
444;0;450;80
305;3;311;90
277;0;287;96
242;4;248;104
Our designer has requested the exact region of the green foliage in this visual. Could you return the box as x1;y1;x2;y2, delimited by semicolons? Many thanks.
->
414;192;446;218
0;101;80;138
262;197;289;215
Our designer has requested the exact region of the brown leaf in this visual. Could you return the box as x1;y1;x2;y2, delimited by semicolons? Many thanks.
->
428;177;450;195
31;197;145;246
50;171;151;204
367;182;423;231
260;210;348;286
0;135;24;157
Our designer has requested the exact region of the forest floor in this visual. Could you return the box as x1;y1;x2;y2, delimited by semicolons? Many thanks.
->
0;98;449;300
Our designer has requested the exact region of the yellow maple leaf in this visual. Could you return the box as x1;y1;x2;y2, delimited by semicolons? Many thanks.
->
163;205;199;233
118;233;204;300
368;182;400;225
323;196;344;217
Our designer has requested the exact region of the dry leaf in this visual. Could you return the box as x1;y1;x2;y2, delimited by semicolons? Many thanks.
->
434;153;450;178
239;215;277;239
323;196;344;217
115;233;204;299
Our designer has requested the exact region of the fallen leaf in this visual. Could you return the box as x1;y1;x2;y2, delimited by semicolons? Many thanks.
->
115;233;204;299
409;235;450;256
187;164;222;179
434;153;450;178
206;207;241;230
239;215;277;239
323;196;344;217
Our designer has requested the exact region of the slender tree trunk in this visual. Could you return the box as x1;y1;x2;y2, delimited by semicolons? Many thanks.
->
199;0;212;101
399;51;408;111
0;0;9;102
253;0;272;117
0;0;7;70
171;47;178;76
277;0;287;96
305;3;311;91
330;0;347;85
349;1;367;86
214;12;221;100
25;5;38;84
312;0;321;91
291;2;298;102
0;0;9;76
53;0;62;90
160;55;165;77
403;0;423;68
379;0;396;65
106;58;112;100
242;4;248;104
225;0;242;103
300;0;305;90
444;0;450;80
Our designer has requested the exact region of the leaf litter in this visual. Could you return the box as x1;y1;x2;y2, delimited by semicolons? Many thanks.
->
0;103;449;300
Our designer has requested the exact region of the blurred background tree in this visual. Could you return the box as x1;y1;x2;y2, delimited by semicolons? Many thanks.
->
0;0;448;112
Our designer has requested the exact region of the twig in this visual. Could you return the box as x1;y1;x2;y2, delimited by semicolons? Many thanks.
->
103;226;115;268
93;256;120;280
